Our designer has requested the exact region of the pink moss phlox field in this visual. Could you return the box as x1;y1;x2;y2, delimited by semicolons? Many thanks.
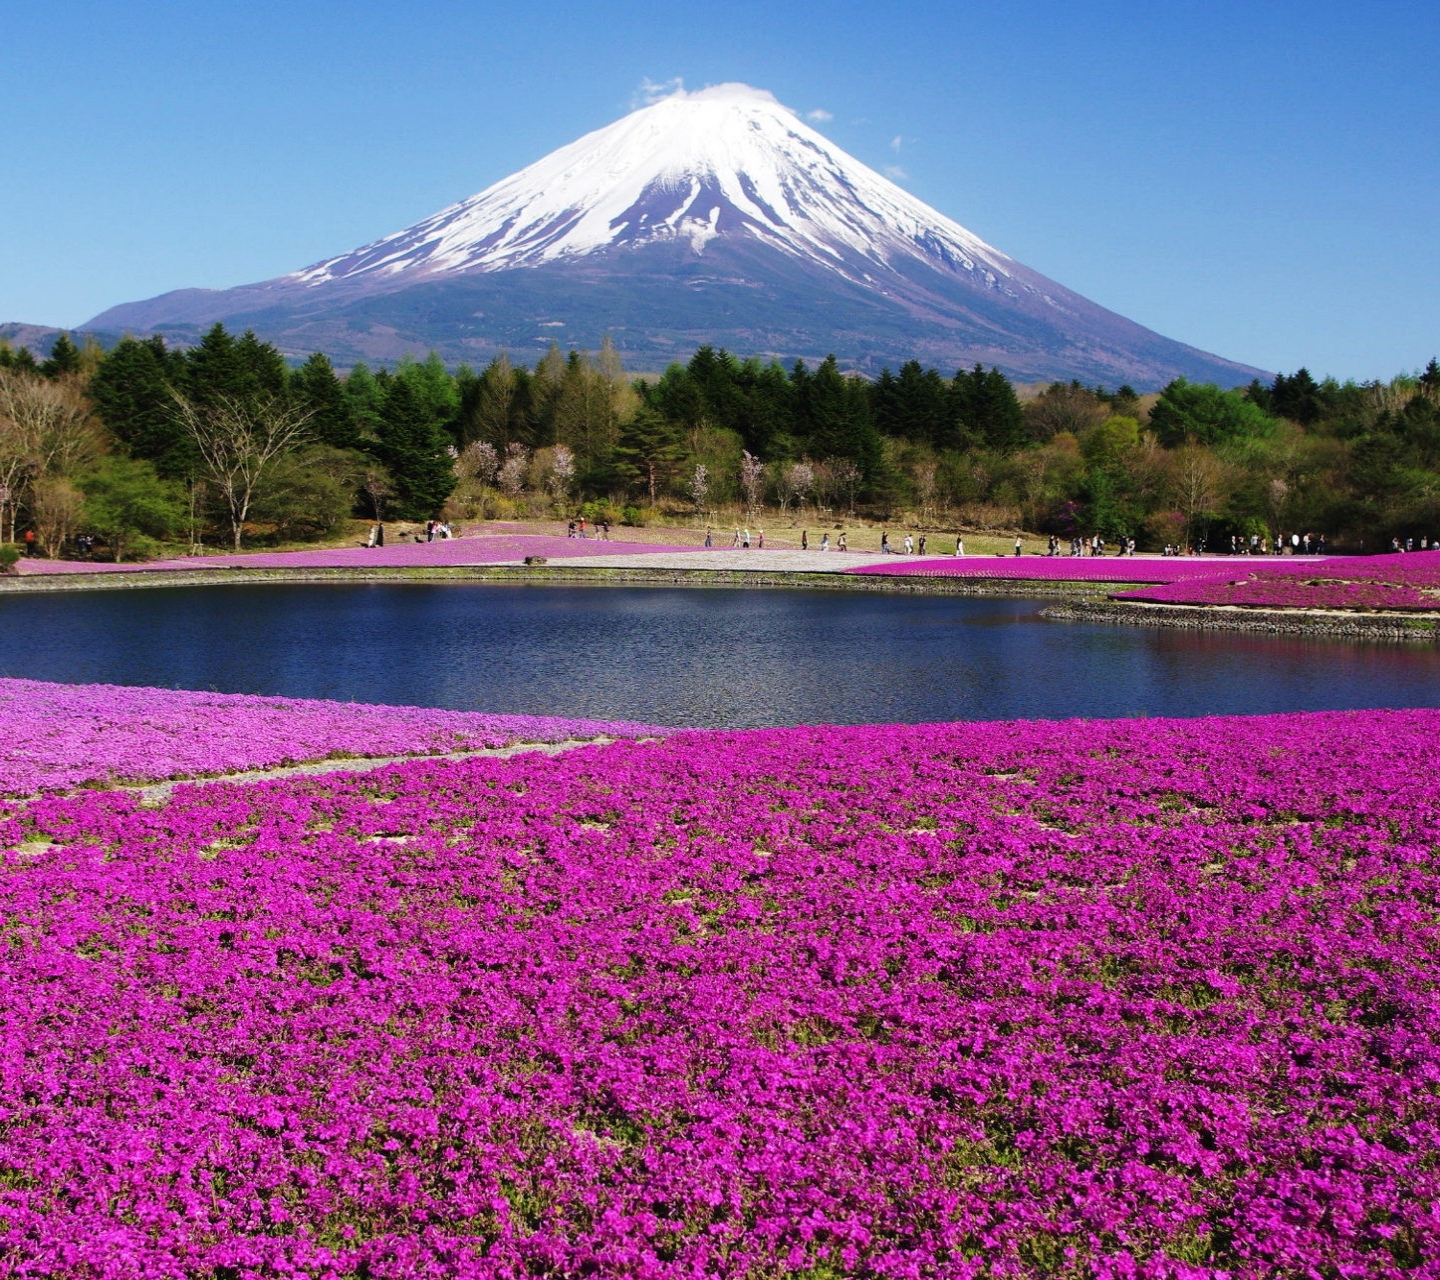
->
2;712;1438;1277
15;535;706;575
1115;550;1440;611
0;678;664;797
845;557;1252;584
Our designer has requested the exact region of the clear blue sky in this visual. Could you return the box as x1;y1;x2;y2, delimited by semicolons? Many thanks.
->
4;0;1435;382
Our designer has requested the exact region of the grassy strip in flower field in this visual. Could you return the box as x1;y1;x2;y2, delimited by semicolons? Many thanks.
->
0;677;665;798
1114;549;1440;611
1;709;1436;1276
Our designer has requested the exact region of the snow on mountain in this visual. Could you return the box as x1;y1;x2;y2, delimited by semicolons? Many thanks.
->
288;84;1017;296
83;84;1266;387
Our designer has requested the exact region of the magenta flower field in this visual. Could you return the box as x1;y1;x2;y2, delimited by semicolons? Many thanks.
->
0;678;663;798
15;534;706;575
845;556;1248;584
2;706;1437;1276
1115;550;1440;611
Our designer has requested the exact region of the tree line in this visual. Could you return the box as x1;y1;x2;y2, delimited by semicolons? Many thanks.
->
1;324;1437;559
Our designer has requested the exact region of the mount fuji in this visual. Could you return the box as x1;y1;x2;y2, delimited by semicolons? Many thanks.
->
87;84;1262;387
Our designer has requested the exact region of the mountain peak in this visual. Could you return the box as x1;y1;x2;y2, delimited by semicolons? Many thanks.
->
285;82;1013;294
83;86;1266;388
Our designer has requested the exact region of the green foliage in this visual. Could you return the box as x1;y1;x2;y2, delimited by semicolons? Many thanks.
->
40;332;82;378
370;377;456;519
80;457;184;562
1150;378;1276;447
291;353;357;450
953;363;1027;450
248;446;367;542
0;544;20;574
88;335;192;477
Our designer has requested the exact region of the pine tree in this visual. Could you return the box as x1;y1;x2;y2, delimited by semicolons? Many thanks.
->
89;336;196;477
372;378;456;519
613;406;685;507
41;332;82;378
292;352;357;449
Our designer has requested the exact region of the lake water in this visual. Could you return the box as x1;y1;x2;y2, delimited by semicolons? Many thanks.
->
2;583;1437;727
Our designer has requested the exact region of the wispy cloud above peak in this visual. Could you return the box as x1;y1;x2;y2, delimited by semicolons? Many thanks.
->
806;108;834;122
632;77;685;108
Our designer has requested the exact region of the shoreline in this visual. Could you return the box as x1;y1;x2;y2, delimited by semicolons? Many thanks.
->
1043;596;1440;641
0;562;1132;598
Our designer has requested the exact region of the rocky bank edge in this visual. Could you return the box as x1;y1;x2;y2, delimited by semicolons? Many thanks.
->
1043;597;1440;642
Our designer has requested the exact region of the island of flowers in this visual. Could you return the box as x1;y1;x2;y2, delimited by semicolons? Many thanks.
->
1113;549;1440;611
1;698;1436;1276
0;677;664;797
845;556;1245;585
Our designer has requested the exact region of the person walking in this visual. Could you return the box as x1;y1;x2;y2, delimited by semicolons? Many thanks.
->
1014;536;1023;557
903;534;914;555
955;535;965;557
757;529;765;549
801;530;808;550
918;534;927;555
820;532;829;552
742;527;751;548
837;531;847;552
704;528;713;548
881;532;891;554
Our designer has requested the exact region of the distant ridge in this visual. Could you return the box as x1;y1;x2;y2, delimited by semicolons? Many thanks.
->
86;84;1263;388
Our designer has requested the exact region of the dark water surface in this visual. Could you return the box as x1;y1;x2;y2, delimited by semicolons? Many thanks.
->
2;583;1437;727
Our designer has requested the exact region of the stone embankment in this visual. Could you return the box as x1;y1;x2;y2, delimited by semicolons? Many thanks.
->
1044;597;1440;641
0;562;1118;598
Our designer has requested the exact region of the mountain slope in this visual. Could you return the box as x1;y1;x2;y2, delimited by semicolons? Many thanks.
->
87;84;1263;387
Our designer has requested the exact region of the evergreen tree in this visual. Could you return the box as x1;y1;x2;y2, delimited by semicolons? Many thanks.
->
952;364;1025;449
292;352;357;449
88;336;196;477
613;406;685;507
344;362;385;444
372;377;456;518
40;332;82;378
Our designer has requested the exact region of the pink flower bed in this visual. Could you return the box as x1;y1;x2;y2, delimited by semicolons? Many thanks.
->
847;555;1248;584
2;709;1437;1276
1116;550;1440;611
0;678;664;798
15;535;706;575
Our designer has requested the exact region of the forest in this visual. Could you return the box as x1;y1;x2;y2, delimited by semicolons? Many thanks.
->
0;323;1437;559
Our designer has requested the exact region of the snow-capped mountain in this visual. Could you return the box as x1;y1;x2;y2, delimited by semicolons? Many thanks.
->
289;84;1014;293
86;84;1262;387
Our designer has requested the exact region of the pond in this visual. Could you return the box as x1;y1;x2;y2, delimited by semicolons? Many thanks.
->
2;583;1437;728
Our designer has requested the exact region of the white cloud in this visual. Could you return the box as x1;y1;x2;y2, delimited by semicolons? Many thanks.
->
890;134;905;151
806;108;834;122
884;165;909;181
633;77;686;108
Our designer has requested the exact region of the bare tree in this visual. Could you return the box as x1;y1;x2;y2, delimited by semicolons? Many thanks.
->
362;468;393;522
170;391;313;551
739;450;766;520
1169;446;1228;550
828;457;860;516
0;371;105;540
31;477;85;558
912;460;938;522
